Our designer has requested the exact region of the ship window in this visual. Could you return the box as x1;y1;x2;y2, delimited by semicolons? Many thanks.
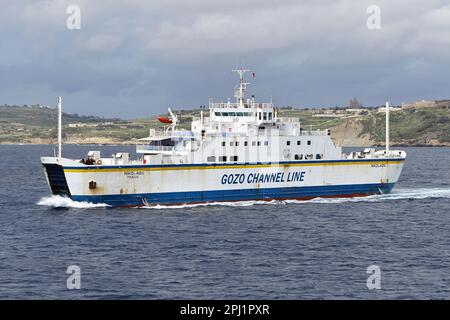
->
215;112;220;116
222;112;229;116
257;141;261;146
307;140;311;145
316;154;323;159
287;141;291;146
297;140;301;145
244;141;248;146
268;112;272;120
263;112;267;120
230;141;234;146
264;141;269;146
237;112;243;116
235;142;239;146
259;112;262;120
252;141;256;146
295;154;300;160
229;112;236;116
207;156;216;162
221;141;226;147
219;156;227;162
230;156;238;162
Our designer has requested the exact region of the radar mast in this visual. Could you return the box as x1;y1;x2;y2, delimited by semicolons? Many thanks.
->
232;68;251;108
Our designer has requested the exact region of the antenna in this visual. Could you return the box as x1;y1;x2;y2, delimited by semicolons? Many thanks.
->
57;96;62;160
232;68;251;108
385;101;390;153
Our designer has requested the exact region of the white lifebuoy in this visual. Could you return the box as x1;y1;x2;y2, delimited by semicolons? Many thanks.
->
96;159;102;165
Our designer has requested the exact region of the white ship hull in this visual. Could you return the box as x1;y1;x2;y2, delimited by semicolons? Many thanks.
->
41;70;406;207
41;156;405;207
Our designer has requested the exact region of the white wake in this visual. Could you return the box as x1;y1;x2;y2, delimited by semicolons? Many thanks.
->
140;188;450;209
36;188;450;210
140;199;284;210
37;195;110;208
287;187;450;204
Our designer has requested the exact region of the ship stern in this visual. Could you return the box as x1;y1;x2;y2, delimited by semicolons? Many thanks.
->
41;157;71;197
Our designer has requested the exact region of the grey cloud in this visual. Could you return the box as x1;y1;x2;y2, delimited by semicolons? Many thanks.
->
0;0;450;118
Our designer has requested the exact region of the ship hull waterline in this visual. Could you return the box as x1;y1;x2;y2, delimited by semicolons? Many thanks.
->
41;157;405;207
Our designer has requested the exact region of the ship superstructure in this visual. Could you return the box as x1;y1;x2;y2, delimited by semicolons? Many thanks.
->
41;70;406;206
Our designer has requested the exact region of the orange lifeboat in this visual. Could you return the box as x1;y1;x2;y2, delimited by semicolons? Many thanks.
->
158;116;172;124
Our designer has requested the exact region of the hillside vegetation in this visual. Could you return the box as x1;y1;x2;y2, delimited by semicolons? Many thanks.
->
0;103;449;146
359;106;450;145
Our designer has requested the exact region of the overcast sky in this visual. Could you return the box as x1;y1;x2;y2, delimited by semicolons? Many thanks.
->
1;0;450;118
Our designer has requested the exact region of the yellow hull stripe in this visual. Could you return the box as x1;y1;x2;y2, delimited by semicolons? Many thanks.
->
64;160;404;173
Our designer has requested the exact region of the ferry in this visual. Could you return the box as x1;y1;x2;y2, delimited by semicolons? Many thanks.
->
41;69;406;207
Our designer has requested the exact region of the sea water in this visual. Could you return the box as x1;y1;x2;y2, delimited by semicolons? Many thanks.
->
1;145;449;299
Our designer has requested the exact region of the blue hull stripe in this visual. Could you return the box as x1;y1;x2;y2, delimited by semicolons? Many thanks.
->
71;183;396;207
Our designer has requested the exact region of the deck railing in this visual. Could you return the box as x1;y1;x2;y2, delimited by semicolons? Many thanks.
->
136;145;176;152
209;102;273;109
